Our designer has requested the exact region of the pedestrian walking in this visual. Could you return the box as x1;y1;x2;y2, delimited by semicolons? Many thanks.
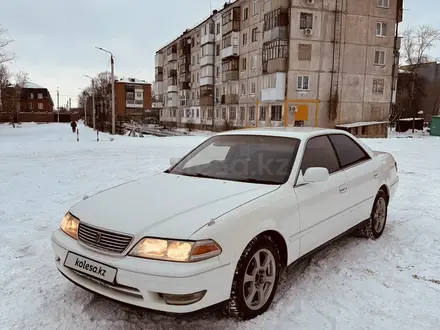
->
70;120;77;133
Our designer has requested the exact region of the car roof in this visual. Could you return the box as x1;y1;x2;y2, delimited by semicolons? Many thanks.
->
214;127;347;140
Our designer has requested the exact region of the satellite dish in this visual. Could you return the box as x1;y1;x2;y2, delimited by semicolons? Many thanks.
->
187;39;192;44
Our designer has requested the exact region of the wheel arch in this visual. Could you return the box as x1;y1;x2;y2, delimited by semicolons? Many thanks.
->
253;230;288;267
379;184;390;203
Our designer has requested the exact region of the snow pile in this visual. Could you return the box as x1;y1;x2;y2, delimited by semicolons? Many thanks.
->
0;123;439;329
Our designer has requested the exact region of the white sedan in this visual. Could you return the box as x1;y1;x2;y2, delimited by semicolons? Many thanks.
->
51;127;399;320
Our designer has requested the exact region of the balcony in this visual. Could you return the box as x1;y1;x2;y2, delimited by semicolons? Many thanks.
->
263;26;289;43
126;100;143;108
200;76;214;86
261;72;286;102
167;85;178;93
155;53;164;67
222;94;239;104
200;55;214;67
152;102;164;108
262;58;287;74
221;45;239;59
167;99;178;108
167;53;178;62
201;33;215;45
222;7;240;35
200;95;214;106
222;70;239;82
154;81;163;93
155;73;163;82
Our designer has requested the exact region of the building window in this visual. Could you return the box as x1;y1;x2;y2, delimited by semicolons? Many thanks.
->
378;0;389;8
243;7;248;20
251;82;256;94
249;106;255;120
251;55;257;69
373;79;385;93
38;103;44;110
230;107;237;120
259;106;266;120
252;28;258;42
374;50;386;65
298;44;312;61
262;39;288;61
28;102;33;109
271;105;282;121
222;107;226;119
376;22;387;37
241;83;246;95
197;72;199;81
216;66;220;77
29;93;34;99
252;0;258;16
192;56;195;65
37;93;43;99
297;75;310;90
216;23;220;34
241;57;247;70
300;13;313;29
216;44;220;56
240;107;245;120
242;33;248;46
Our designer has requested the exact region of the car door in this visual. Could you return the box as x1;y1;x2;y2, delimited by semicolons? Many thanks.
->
293;135;350;257
327;134;378;228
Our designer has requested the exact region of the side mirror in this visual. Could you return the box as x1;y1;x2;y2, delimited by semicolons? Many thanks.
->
303;167;329;183
169;157;181;167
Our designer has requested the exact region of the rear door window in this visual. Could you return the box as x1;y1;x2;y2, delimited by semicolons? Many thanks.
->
328;134;370;168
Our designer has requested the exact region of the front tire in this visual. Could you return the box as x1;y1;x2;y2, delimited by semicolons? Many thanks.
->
225;235;281;320
358;189;388;239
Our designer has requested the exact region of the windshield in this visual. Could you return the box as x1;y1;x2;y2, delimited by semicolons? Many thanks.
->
168;134;301;184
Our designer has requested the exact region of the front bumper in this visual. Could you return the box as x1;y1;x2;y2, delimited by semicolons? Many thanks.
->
51;229;234;313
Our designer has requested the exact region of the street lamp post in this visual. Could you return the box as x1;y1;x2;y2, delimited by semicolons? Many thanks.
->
96;46;115;135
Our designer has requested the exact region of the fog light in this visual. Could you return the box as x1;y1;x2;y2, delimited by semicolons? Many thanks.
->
161;290;206;305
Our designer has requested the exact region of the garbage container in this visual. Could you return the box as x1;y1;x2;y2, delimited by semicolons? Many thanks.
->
430;116;440;136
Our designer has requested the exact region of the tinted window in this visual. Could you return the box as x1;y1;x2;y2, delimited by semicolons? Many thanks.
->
300;136;340;174
328;134;370;168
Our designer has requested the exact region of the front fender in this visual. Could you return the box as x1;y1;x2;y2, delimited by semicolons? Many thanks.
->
190;185;300;268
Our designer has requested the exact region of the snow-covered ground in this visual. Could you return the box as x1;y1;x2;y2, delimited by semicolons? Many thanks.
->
1;122;439;330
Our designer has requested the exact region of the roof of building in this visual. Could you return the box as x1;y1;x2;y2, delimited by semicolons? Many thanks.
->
156;1;238;53
116;77;151;85
23;81;46;89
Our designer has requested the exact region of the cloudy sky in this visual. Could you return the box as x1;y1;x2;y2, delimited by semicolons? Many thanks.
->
0;0;438;108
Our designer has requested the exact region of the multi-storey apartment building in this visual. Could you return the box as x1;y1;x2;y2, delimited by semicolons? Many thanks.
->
115;78;152;118
155;0;403;135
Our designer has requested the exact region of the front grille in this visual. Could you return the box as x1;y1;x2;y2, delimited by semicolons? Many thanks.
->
78;223;133;254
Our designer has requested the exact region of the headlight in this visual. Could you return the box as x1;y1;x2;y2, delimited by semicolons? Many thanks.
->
128;238;222;262
60;212;79;239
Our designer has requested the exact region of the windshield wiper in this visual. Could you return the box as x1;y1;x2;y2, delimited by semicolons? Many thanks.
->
239;177;281;185
180;172;217;179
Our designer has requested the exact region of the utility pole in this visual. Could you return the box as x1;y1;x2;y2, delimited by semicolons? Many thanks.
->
110;55;115;135
96;46;115;135
57;87;59;122
92;79;96;130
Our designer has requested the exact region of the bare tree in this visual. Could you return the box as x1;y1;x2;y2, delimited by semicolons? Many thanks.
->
0;26;15;65
392;25;440;124
1;70;29;127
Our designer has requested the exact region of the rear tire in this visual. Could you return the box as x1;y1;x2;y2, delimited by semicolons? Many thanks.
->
225;235;281;320
358;189;388;239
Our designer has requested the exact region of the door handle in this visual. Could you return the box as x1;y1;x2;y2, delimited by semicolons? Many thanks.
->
339;185;347;194
373;172;379;178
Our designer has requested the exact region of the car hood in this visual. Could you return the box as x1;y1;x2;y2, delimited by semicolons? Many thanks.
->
69;172;279;239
